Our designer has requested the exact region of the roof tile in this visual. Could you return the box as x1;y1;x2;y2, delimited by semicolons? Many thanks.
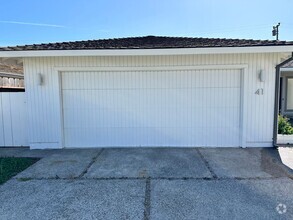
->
1;36;293;51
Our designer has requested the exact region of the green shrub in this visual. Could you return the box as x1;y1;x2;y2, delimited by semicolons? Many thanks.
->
278;114;293;135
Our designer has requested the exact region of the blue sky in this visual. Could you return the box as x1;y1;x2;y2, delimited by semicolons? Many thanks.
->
0;0;292;46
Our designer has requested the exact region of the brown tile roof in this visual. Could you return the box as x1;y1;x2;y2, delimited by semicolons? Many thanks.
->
1;36;293;51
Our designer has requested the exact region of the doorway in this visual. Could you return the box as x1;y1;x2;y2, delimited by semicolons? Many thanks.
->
277;70;293;145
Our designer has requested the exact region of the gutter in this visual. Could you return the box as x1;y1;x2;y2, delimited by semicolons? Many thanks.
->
273;53;293;146
1;45;293;57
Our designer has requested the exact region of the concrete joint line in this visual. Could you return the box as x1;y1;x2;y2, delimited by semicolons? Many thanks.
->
196;149;218;179
78;148;105;178
14;176;283;181
233;176;284;180
143;178;151;220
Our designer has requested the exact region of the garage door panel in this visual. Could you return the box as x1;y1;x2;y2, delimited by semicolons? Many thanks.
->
64;127;182;147
190;70;240;88
191;88;240;107
189;127;240;147
62;70;241;147
63;90;191;128
63;70;240;90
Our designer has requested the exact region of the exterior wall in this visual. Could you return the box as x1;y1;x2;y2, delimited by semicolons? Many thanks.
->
23;53;288;149
0;92;28;146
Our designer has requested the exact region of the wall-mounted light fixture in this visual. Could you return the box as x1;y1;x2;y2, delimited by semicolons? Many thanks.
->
37;73;44;86
258;70;265;82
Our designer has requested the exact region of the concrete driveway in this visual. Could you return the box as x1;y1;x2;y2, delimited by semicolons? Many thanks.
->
0;147;292;220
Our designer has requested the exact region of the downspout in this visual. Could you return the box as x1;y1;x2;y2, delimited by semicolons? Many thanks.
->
273;53;293;146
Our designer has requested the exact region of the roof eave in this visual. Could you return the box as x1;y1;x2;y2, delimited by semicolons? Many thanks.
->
0;45;293;57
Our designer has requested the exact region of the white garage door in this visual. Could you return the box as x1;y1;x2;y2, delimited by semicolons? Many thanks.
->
62;69;241;148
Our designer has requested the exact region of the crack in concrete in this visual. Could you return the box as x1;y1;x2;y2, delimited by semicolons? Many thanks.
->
143;178;151;220
14;176;283;181
77;148;104;178
196;149;218;179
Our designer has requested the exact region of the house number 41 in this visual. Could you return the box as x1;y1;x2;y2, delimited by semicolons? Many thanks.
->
255;88;264;95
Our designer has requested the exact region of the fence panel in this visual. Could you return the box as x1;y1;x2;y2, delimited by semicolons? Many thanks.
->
0;92;28;147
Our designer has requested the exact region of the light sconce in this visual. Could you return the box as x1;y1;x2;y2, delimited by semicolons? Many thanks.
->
37;73;44;86
258;70;265;82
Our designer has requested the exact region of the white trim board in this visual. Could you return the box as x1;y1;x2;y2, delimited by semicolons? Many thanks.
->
0;46;293;57
55;64;247;148
280;68;293;72
54;64;249;72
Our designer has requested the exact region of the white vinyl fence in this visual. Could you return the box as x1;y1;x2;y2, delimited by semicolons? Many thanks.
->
0;92;28;147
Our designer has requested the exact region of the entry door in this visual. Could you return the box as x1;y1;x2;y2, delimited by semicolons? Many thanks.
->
61;69;241;148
